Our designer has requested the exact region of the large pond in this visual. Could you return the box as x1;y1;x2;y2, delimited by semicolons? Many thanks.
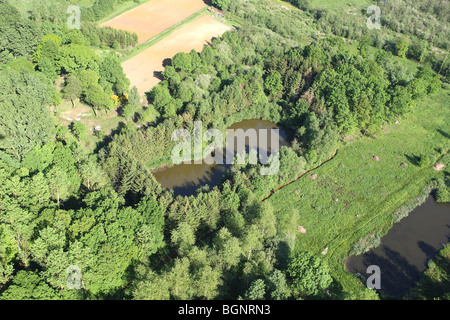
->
345;195;450;297
152;119;290;197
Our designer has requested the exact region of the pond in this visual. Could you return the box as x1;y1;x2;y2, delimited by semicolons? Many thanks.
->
152;119;290;197
345;195;450;297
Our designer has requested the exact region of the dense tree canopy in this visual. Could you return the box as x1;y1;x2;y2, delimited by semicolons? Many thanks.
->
287;251;332;296
0;0;447;302
0;0;42;64
0;69;56;161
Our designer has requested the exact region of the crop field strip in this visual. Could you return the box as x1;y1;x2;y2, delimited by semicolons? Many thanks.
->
100;0;208;44
121;14;233;95
100;0;233;95
119;7;209;63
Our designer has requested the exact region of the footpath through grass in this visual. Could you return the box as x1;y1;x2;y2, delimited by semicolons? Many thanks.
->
267;87;450;296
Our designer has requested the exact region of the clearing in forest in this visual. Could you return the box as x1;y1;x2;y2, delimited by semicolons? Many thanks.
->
100;0;208;43
122;14;232;95
267;88;450;294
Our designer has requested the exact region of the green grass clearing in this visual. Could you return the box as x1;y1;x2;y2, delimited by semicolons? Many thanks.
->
267;86;450;297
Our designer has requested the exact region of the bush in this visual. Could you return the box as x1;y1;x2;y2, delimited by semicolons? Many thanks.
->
418;154;431;167
287;251;332;296
436;188;450;203
350;233;381;256
395;36;410;58
435;178;450;203
212;0;232;10
72;121;87;140
172;52;192;72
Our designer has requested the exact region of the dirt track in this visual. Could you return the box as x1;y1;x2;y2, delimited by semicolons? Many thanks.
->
122;14;232;95
101;0;208;43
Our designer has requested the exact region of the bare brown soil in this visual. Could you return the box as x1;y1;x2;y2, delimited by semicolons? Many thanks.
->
122;14;232;95
101;0;208;44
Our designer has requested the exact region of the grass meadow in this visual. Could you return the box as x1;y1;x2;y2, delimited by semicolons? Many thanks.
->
267;86;450;296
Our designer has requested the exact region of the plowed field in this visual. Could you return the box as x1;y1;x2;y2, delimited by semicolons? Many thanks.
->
122;14;232;95
101;0;208;43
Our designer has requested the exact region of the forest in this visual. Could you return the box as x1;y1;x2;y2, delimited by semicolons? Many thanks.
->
0;0;449;300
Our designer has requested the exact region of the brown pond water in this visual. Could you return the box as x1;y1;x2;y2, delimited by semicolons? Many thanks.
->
345;195;450;297
152;119;290;197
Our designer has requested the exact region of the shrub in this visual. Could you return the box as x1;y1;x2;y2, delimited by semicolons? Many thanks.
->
72;121;87;140
350;233;381;256
287;251;332;296
418;154;431;167
212;0;232;10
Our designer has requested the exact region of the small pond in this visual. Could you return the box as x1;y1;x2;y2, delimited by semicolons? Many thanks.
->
345;195;450;297
152;119;290;196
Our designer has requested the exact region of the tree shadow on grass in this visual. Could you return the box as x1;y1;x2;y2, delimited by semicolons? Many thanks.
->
404;153;421;166
116;106;125;117
437;129;450;140
93;121;126;154
274;240;291;270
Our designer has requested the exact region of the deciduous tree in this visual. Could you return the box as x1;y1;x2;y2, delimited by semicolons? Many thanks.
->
287;251;332;296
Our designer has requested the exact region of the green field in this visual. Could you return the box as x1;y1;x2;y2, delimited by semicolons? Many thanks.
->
267;87;450;296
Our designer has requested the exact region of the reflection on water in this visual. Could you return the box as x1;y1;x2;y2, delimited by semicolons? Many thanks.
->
152;119;290;197
152;160;229;197
346;195;450;297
